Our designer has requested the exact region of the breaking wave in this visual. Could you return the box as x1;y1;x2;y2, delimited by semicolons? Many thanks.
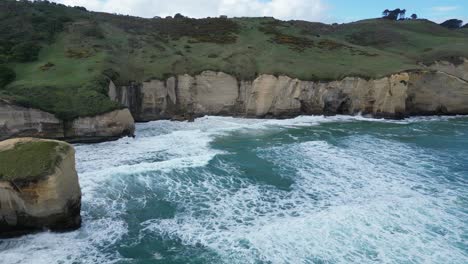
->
1;115;467;264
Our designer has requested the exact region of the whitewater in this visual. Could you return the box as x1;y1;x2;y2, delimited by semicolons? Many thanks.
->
0;115;467;264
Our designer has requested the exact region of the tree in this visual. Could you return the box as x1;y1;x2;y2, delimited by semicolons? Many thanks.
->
382;9;390;17
440;19;463;29
463;23;468;28
400;9;406;20
411;14;418;20
382;8;405;20
73;6;87;11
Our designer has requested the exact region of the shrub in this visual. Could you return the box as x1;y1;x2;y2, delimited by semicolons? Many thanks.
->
174;13;185;19
346;29;406;47
39;62;55;71
11;42;41;62
80;22;105;39
74;6;87;12
100;14;240;44
260;21;314;51
7;83;121;121
65;48;93;59
102;68;120;81
0;65;15;88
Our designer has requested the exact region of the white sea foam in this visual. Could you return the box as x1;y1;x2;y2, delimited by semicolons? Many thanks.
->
1;115;466;264
138;118;468;263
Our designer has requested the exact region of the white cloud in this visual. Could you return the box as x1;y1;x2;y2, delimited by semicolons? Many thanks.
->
431;6;459;12
50;0;328;21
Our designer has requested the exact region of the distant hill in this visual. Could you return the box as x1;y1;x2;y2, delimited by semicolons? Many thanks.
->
1;0;468;120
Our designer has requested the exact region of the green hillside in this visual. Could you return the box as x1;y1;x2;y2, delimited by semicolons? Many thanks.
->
1;0;468;120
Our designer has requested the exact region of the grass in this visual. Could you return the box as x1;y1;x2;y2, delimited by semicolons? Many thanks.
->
1;25;122;120
0;141;70;182
1;1;468;119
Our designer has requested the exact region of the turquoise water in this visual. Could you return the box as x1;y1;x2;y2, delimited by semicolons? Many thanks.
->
1;115;467;264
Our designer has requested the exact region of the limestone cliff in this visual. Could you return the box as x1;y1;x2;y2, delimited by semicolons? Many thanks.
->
0;100;135;143
0;138;81;238
109;60;468;120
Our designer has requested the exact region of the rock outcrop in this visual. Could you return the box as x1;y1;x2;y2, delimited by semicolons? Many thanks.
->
109;65;468;121
0;100;64;140
0;99;135;143
0;138;81;238
64;109;135;143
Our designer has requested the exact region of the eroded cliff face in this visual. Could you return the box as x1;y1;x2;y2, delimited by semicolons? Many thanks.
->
110;62;468;121
406;71;468;115
0;100;64;140
428;58;468;81
0;100;135;142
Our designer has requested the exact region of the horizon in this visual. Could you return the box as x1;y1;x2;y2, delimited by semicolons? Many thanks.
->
48;0;468;24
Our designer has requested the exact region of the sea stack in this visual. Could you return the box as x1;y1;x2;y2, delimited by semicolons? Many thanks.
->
0;138;81;238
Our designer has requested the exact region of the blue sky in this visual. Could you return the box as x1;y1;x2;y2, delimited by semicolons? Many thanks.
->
52;0;467;24
327;0;467;23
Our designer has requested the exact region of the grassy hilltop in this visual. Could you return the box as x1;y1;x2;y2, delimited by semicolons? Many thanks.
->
0;140;70;182
1;0;468;120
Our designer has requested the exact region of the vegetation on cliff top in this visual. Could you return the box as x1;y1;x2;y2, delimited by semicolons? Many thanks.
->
0;140;71;182
1;0;468;119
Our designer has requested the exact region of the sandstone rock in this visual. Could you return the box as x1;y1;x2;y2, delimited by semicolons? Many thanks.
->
370;73;408;117
407;71;468;115
245;75;302;117
312;73;409;117
137;78;178;121
429;58;468;81
0;100;64;141
108;81;141;118
140;80;170;120
177;74;196;112
0;138;81;238
109;60;468;120
166;77;177;105
193;71;239;115
65;109;135;143
1;98;136;143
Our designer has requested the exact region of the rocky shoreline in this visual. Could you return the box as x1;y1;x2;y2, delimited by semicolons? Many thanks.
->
1;59;467;143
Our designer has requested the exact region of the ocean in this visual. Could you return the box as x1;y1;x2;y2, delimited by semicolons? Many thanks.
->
1;115;467;264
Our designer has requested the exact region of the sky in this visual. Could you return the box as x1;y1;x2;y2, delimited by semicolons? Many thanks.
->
49;0;468;24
